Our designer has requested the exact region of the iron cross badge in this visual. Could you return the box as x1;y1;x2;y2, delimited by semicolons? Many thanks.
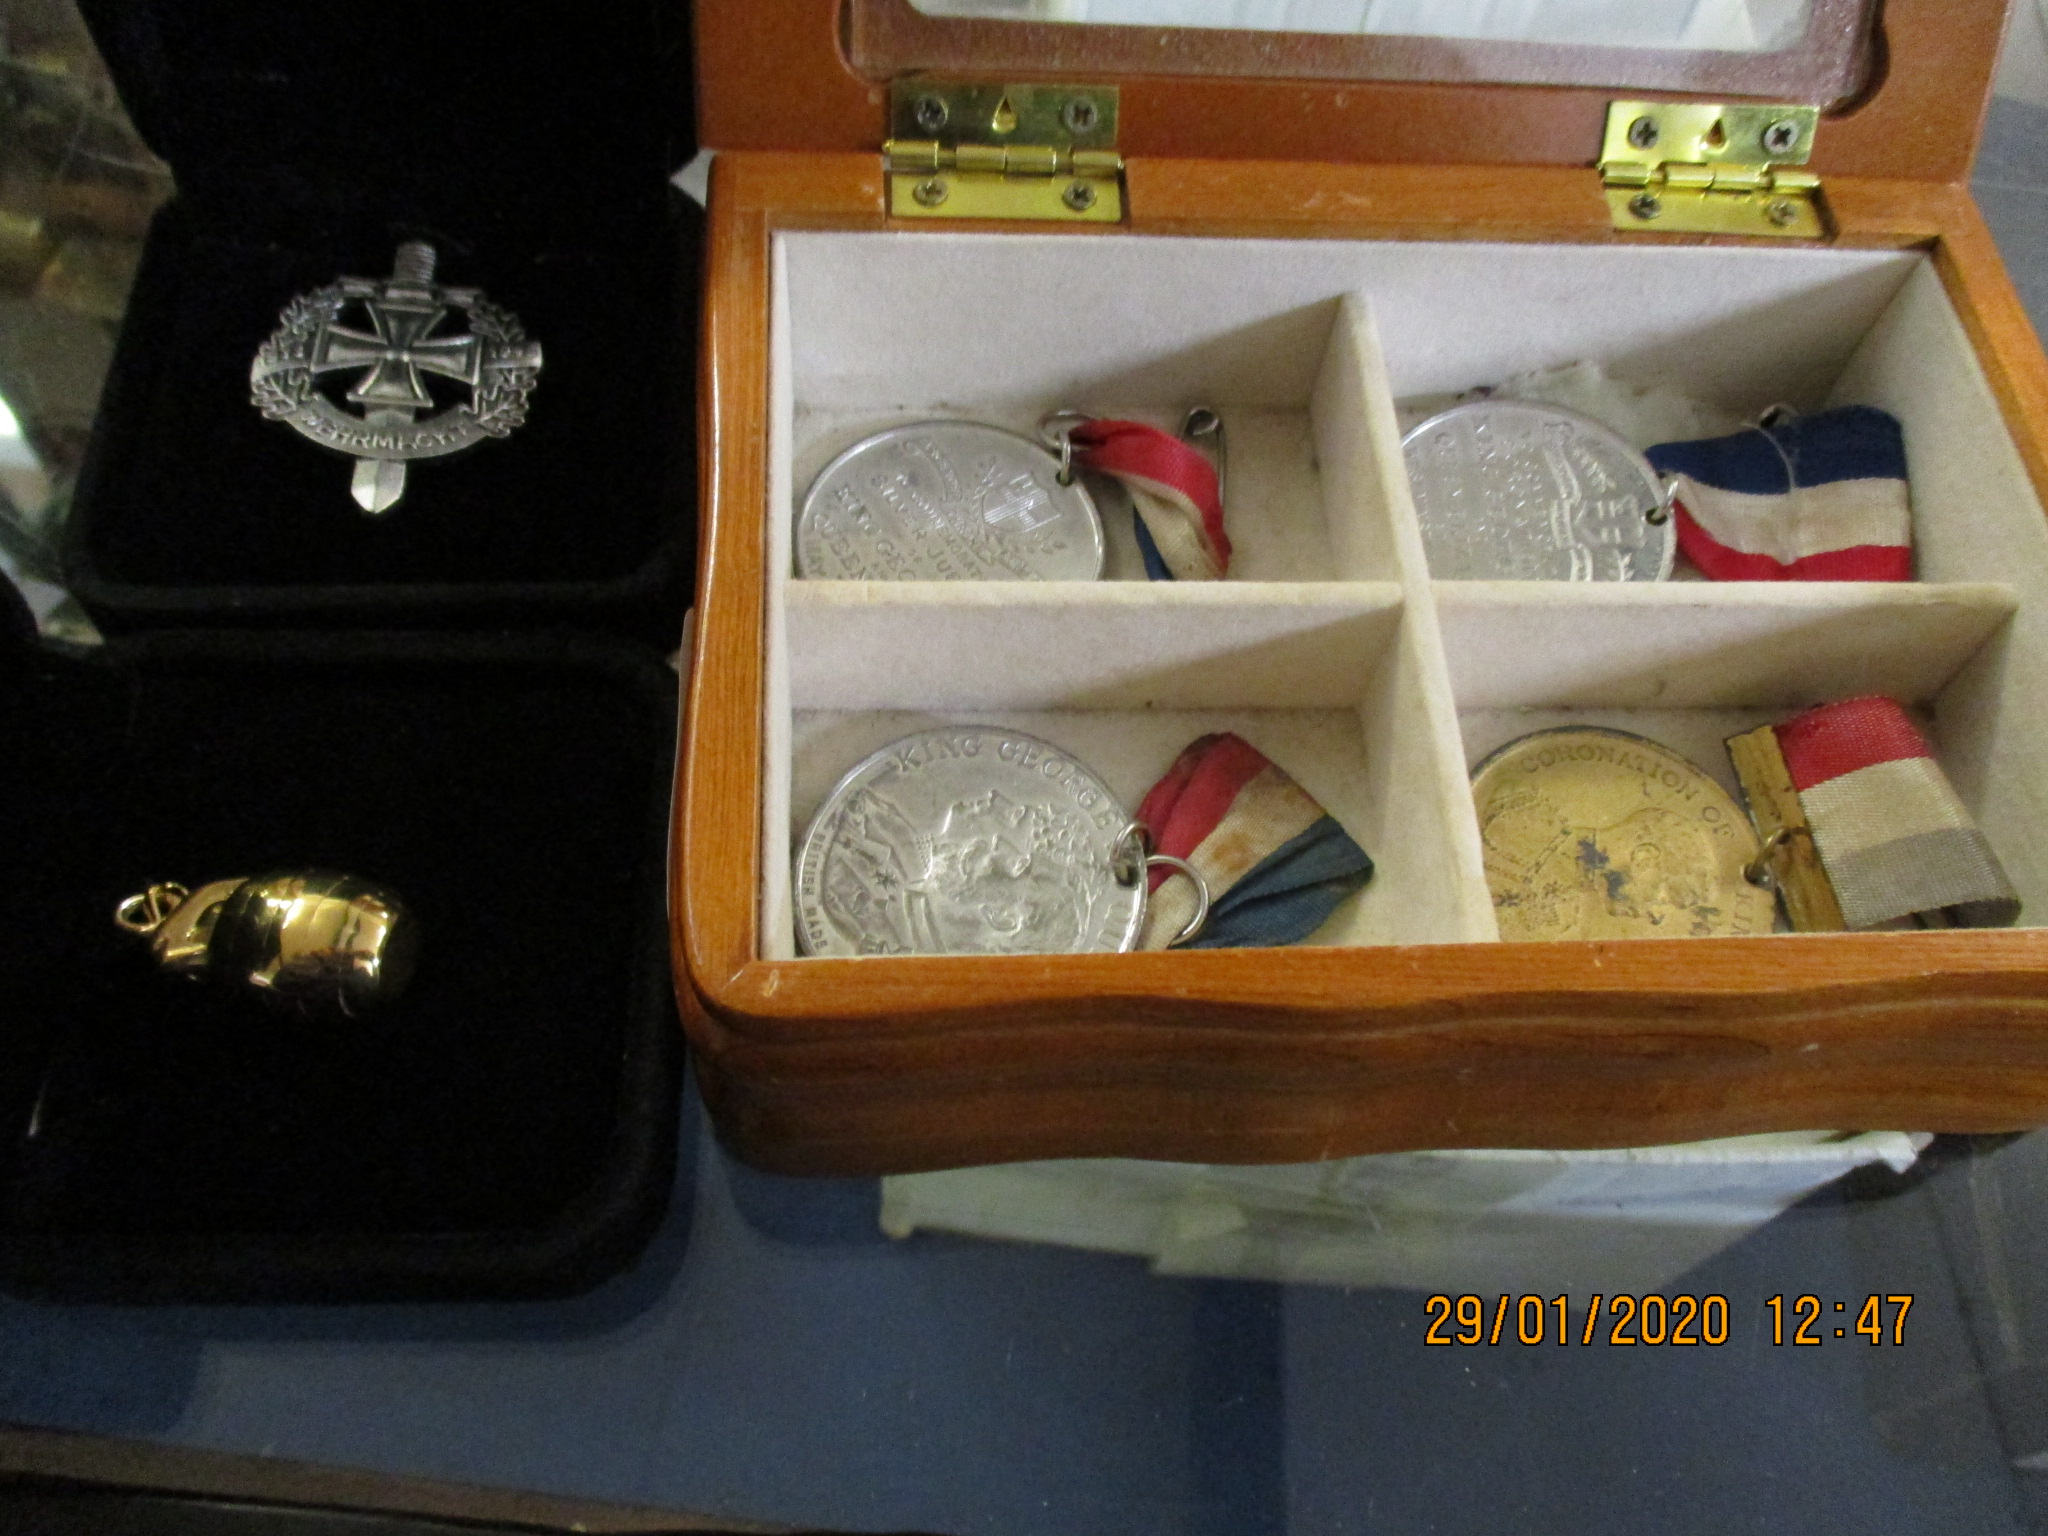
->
250;242;543;513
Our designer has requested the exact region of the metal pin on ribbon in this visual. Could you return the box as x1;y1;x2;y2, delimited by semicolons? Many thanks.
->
1040;409;1233;581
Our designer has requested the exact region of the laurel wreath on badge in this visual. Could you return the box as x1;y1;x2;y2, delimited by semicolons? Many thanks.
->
249;241;542;513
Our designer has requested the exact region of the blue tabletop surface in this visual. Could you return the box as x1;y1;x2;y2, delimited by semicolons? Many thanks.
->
4;1112;2045;1536
11;98;2048;1536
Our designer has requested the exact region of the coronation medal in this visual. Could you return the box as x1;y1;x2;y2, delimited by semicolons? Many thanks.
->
1403;401;1674;581
251;241;543;514
1472;727;1774;942
797;422;1104;580
794;727;1204;956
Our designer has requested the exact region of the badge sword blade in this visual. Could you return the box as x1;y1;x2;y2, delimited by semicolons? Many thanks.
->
353;408;412;513
255;242;539;516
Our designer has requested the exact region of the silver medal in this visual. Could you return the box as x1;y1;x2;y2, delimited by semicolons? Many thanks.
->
795;728;1161;957
797;422;1104;580
251;241;543;514
1401;401;1674;581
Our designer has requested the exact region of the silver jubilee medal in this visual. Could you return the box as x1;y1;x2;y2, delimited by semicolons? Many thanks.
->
797;422;1104;580
795;728;1206;956
1402;400;1674;581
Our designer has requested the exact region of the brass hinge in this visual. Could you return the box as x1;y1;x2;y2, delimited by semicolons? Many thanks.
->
1600;101;1825;238
884;80;1123;223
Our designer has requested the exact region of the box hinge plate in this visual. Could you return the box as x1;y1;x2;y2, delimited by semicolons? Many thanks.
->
885;80;1123;223
1600;101;1824;238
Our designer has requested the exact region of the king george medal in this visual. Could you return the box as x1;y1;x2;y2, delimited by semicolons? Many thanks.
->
795;728;1142;956
251;241;542;513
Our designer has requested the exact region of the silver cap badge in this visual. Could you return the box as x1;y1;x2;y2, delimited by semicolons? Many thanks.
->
250;241;543;513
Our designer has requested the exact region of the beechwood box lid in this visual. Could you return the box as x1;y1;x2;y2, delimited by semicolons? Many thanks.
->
695;0;2006;187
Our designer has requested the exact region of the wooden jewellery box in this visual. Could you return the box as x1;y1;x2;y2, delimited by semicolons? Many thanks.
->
676;0;2048;1174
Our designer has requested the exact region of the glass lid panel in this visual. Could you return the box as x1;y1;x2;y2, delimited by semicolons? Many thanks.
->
913;0;1816;53
851;0;1878;103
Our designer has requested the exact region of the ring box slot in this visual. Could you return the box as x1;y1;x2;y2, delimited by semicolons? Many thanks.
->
0;620;682;1302
10;3;700;1299
63;0;697;641
70;205;694;626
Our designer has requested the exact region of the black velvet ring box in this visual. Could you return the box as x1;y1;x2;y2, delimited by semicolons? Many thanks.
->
0;4;697;1301
0;581;685;1302
62;1;698;642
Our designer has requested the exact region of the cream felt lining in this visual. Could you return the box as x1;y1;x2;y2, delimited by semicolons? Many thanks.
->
785;583;1403;711
1330;295;1496;939
1827;261;2048;917
1436;583;2016;710
762;232;2047;956
779;234;1917;416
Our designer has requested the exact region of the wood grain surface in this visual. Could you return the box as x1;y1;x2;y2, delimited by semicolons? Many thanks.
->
671;148;2048;1173
695;0;2008;184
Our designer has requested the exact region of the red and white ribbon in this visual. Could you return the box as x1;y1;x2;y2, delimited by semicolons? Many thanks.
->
1645;406;1913;582
1071;418;1230;581
1773;696;2019;928
1134;734;1372;949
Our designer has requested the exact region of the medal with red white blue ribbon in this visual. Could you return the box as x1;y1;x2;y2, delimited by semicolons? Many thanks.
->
1046;410;1232;581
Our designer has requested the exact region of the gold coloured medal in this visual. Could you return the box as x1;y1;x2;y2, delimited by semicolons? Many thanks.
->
1472;728;1775;942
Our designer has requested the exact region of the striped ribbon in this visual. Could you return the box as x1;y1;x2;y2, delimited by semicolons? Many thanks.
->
1773;697;2018;929
1071;419;1231;581
1645;405;1912;581
1135;734;1372;950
